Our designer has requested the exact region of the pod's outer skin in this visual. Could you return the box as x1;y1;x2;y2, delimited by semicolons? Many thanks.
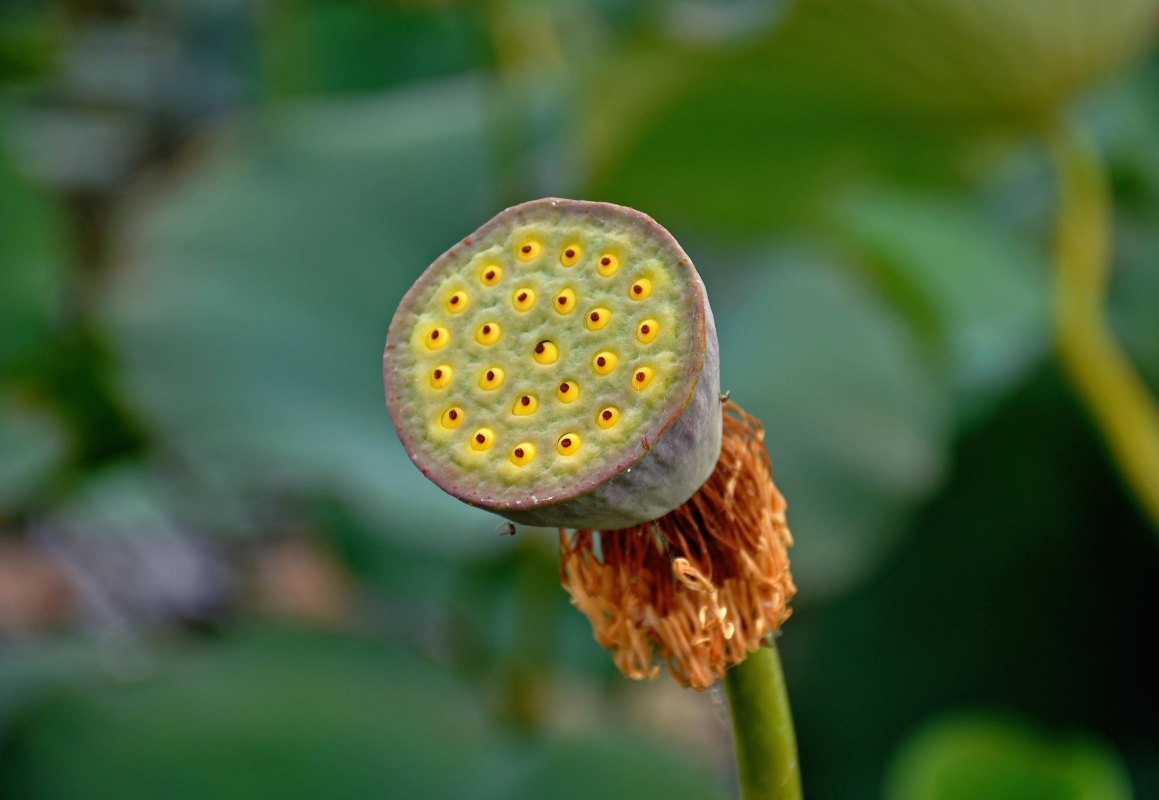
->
384;198;722;531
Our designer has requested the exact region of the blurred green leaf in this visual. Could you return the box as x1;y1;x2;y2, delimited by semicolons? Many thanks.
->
714;253;951;596
0;396;64;512
583;0;1159;233
884;713;1134;800
830;188;1050;407
101;77;509;556
0;136;62;371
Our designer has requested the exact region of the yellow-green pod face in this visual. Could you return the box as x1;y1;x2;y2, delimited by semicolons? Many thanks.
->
596;253;619;277
512;393;538;416
629;278;652;300
475;322;501;346
480;265;502;286
561;244;582;267
585;308;610;331
533;340;558;365
556;432;581;456
591;351;618;376
479;367;505;390
384;197;716;530
446;290;469;314
556;380;580;404
470;427;494;451
510;442;535;466
430;365;453;389
554;288;576;315
637;319;659;344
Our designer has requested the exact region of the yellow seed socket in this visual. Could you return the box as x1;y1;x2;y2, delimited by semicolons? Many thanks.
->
479;367;505;390
446;290;469;314
585;307;611;331
554;288;576;314
425;327;449;350
637;318;659;344
533;340;559;364
475;322;501;345
591;351;618;376
557;432;581;456
470;427;495;451
430;365;453;389
597;253;619;277
480;264;502;286
517;240;542;262
561;244;582;267
512;393;538;416
512;288;536;311
510;442;536;466
596;406;620;429
631;366;654;391
629;278;652;300
556;380;580;404
441;407;464;429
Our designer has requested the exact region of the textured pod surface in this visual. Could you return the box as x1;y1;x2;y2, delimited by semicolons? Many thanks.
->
384;198;721;529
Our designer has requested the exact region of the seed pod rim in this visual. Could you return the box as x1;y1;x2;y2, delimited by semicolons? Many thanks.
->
383;197;709;516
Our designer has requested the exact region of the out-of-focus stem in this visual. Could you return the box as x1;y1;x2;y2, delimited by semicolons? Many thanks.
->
723;642;802;800
1049;116;1159;539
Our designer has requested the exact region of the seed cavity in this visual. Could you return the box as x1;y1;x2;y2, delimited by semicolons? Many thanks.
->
596;406;620;429
430;365;453;389
637;318;659;344
591;351;618;376
629;278;652;300
557;433;581;456
517;240;542;262
480;265;502;286
512;394;538;416
425;327;449;350
554;288;576;314
533;340;559;365
585;307;611;331
470;427;495;451
510;442;536;466
632;366;654;390
480;367;505;390
446;290;469;313
513;288;536;311
441;407;464;429
597;253;619;277
561;244;582;267
475;322;501;345
557;381;580;403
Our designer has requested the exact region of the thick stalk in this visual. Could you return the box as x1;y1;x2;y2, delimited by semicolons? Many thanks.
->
723;641;802;800
1050;117;1159;538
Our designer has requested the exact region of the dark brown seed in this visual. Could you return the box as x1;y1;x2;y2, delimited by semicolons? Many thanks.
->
535;342;546;354
430;330;440;339
640;324;650;334
600;257;611;266
486;370;495;381
560;383;570;393
449;410;458;420
521;396;531;406
557;296;567;305
485;270;495;280
561;438;572;448
518;292;527;302
633;284;643;295
636;371;645;382
590;312;599;321
482;325;491;334
565;248;575;258
450;295;460;305
602;410;613;420
433;369;443;379
514;448;524;458
596;357;606;367
476;433;486;443
521;245;531;253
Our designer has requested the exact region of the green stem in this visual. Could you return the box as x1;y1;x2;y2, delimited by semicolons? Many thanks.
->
723;641;802;800
1049;116;1159;538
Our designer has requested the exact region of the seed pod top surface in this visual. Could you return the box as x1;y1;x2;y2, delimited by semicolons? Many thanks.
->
384;198;718;528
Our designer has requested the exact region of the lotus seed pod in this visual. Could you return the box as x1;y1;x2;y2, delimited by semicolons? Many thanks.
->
384;198;721;530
